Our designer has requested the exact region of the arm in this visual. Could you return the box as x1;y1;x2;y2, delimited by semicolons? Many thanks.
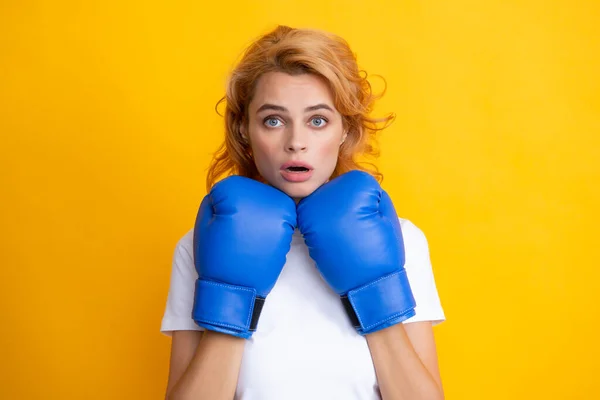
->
366;321;444;400
165;330;245;400
163;177;294;398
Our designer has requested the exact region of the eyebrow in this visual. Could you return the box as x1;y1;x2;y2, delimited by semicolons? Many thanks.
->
255;103;334;113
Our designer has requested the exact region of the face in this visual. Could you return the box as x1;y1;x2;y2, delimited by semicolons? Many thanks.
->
244;72;347;200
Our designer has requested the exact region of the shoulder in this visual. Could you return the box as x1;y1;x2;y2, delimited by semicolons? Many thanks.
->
398;218;426;237
398;218;430;252
169;228;195;276
397;218;446;324
174;228;194;258
397;217;434;271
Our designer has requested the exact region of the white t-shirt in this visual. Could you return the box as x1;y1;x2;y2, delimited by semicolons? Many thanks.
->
160;218;445;399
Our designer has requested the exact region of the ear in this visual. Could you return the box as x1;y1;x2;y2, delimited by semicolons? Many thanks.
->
340;131;348;145
239;123;249;144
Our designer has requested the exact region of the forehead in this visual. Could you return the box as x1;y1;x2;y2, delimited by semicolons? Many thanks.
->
250;72;335;109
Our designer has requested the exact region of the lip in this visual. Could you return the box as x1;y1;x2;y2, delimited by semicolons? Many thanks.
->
280;161;314;171
280;161;314;183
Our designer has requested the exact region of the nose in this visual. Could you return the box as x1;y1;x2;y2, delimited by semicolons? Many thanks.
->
284;125;308;153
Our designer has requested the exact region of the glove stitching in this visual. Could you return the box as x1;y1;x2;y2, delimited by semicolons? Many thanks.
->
198;280;256;331
348;270;410;331
196;319;246;331
362;309;416;333
350;270;402;294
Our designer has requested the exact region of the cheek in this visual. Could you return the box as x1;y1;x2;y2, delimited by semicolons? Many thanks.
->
318;137;342;161
250;135;279;166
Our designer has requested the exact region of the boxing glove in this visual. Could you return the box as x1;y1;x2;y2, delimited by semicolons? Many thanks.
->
297;170;416;335
192;176;296;339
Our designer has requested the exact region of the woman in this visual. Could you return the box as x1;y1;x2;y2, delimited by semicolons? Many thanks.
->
161;25;446;399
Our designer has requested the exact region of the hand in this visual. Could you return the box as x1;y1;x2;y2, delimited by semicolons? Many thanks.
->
297;170;416;335
192;176;296;339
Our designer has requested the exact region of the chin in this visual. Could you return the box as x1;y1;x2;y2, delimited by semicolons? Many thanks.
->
276;180;323;200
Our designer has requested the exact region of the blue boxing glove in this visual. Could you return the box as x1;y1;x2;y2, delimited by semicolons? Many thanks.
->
297;170;416;335
192;176;296;339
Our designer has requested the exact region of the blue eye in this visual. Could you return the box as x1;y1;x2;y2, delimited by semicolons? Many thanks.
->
264;117;283;128
310;117;327;128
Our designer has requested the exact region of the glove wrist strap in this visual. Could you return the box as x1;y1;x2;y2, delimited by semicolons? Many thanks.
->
191;279;263;338
342;270;416;335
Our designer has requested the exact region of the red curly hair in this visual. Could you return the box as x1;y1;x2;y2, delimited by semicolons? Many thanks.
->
206;25;394;192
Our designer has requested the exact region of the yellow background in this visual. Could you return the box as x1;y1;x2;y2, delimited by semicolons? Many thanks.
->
1;1;599;399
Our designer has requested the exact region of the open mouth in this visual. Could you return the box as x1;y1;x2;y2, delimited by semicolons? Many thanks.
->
285;166;310;172
280;162;314;182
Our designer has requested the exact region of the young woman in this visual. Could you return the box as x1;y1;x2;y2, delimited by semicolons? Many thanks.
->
161;25;446;400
